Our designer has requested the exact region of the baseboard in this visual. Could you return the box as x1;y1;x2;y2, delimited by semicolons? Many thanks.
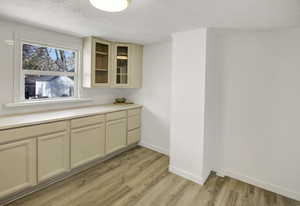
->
169;165;207;185
216;171;225;178
218;169;300;201
139;141;169;156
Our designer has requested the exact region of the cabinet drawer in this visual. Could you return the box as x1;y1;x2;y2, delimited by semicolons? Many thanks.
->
0;121;67;144
128;115;140;131
128;129;140;145
106;111;127;121
128;109;141;117
71;115;105;129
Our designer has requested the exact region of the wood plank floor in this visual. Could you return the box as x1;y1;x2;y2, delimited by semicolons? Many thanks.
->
7;146;300;206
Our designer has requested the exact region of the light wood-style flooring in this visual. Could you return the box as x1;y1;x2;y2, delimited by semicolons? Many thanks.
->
7;146;300;206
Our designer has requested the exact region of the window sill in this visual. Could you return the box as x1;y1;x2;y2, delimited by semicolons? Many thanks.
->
4;98;93;108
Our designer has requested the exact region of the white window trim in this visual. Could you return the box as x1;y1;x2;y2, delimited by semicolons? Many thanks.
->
12;33;83;104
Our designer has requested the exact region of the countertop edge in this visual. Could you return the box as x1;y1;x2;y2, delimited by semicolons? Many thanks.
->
0;104;143;131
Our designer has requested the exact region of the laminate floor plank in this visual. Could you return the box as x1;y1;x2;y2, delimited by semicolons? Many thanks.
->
6;146;300;206
50;149;163;206
67;155;166;206
111;167;170;206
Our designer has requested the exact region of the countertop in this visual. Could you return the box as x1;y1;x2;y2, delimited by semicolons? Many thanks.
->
0;104;142;130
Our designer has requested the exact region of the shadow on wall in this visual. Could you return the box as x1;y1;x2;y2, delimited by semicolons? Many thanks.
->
140;106;170;154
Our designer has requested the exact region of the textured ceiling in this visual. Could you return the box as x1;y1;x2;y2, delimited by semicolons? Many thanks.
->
0;0;299;44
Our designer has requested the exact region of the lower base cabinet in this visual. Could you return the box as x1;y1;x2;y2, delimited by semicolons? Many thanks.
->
0;139;37;198
127;109;141;145
38;131;70;182
106;119;127;154
0;106;142;202
128;128;141;145
71;123;105;168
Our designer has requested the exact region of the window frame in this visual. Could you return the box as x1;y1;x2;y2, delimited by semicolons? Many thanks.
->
19;40;80;102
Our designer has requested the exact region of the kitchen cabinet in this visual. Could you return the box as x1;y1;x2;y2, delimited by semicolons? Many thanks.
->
127;128;141;145
83;37;112;88
71;115;106;168
127;108;141;145
83;36;143;88
112;43;130;87
37;131;69;182
0;138;37;198
106;118;127;154
111;43;143;88
128;115;141;131
0;105;142;203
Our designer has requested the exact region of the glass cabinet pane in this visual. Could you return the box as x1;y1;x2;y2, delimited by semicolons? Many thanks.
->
116;46;128;85
95;42;109;84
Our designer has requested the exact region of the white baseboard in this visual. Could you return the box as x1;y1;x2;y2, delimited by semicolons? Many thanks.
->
218;169;300;201
169;165;207;185
216;171;225;178
139;141;169;156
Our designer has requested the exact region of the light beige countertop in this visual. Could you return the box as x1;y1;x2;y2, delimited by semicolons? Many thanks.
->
0;104;142;130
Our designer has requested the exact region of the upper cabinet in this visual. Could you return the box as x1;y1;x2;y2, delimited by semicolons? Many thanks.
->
113;44;129;87
83;37;112;87
94;39;111;86
83;37;143;88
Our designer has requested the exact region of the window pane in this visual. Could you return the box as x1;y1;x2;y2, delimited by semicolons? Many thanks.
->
22;43;76;72
25;75;74;100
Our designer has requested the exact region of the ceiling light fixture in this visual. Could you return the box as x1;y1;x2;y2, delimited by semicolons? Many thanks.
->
89;0;130;12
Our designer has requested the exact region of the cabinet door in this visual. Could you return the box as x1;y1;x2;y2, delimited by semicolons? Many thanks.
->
38;132;69;182
106;119;127;154
93;39;111;87
71;124;105;168
129;44;143;88
113;44;130;87
0;139;37;198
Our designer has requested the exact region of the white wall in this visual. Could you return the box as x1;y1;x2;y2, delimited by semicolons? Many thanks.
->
169;28;209;184
211;28;300;200
124;40;172;155
0;18;123;115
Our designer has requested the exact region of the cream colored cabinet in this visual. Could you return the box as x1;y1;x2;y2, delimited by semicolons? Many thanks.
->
127;109;141;145
0;121;67;198
0;138;37;198
37;131;70;182
111;43;143;88
0;106;142;200
106;119;127;154
83;36;143;88
128;128;141;145
71;116;106;168
112;43;130;87
83;37;112;88
128;115;141;131
128;44;143;88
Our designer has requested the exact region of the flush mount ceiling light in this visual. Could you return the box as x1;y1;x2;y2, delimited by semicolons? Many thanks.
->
89;0;130;12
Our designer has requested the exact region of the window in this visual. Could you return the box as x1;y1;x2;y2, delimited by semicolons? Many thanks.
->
21;43;78;100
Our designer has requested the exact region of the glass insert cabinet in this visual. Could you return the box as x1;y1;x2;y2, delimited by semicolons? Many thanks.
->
83;37;143;88
95;41;110;85
115;44;129;86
